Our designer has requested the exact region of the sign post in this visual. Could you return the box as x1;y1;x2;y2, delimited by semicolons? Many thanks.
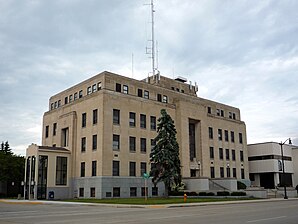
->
143;173;150;202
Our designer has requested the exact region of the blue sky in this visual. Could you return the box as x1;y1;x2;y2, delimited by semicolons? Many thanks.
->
0;0;297;155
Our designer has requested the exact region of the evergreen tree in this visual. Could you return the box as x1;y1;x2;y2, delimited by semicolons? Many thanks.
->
150;109;182;197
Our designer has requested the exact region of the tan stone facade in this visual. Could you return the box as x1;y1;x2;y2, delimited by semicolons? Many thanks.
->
26;71;249;199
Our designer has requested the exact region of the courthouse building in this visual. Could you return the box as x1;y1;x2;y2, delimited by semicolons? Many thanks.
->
25;71;249;199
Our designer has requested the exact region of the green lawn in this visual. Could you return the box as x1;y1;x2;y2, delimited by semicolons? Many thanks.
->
65;197;256;205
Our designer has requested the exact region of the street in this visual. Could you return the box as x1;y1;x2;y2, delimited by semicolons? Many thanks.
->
0;200;298;224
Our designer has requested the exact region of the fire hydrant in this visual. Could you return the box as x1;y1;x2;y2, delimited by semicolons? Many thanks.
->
184;193;187;203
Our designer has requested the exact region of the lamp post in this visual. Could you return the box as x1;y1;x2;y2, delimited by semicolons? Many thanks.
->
279;138;292;199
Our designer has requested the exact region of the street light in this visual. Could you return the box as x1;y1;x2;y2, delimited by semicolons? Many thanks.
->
279;138;292;199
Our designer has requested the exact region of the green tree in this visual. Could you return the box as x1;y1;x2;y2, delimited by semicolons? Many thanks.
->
150;109;182;197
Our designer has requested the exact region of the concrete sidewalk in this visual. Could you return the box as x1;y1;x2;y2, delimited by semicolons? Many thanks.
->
1;198;297;209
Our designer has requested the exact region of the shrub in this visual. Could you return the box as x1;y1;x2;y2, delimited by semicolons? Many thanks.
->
237;181;247;190
198;192;207;196
206;192;215;196
231;191;246;196
188;191;198;196
169;191;184;196
217;191;230;196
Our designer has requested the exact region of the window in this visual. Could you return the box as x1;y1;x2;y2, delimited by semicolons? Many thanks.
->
150;116;156;130
87;86;92;95
140;114;146;128
162;95;168;103
140;138;146;153
92;84;97;92
129;136;136;152
92;161;97;176
216;109;220;116
227;167;231;178
232;150;236;161
130;187;137;197
208;106;212;114
233;113;236;120
220;167;224;178
79;188;84;197
81;137;86;152
210;147;214;159
53;123;57;136
141;187;148;197
250;173;255;181
224;130;229;141
74;92;78;100
82;113;87;128
93;109;98;125
210;167;215;178
98;82;102;90
123;85;128;94
58;100;61;107
231;131;235;142
129;112;136;127
61;128;69;147
140;162;147;176
208;127;213;139
116;83;121;92
240;151;244;161
157;94;162;102
239;133;243;144
54;101;57;108
218;129;222;141
233;168;237;178
219;148;223;160
220;110;224;117
113;109;120;125
92;135;97;150
241;168;245;179
144;90;149;99
79;90;83;98
64;96;68;104
152;187;158;196
51;103;54;110
112;161;120;176
113;135;120;151
129;162;136;176
45;125;49;138
138;89;143;97
113;187;120;197
80;162;85;177
226;149;230;160
151;139;156;151
90;187;95;197
190;169;196;177
56;157;67;185
229;112;233;119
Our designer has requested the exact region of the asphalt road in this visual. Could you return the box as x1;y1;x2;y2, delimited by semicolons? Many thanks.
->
0;200;298;224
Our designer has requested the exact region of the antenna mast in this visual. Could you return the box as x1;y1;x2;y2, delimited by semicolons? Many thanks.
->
146;0;156;80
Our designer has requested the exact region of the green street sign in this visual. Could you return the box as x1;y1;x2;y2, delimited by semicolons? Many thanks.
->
143;173;150;179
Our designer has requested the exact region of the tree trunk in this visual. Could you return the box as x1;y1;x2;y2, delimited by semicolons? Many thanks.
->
164;183;169;198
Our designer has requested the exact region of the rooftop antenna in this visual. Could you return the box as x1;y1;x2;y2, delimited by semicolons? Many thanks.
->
131;53;134;78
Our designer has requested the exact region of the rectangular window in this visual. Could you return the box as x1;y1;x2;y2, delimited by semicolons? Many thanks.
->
123;85;128;94
82;113;87;128
226;149;230;160
58;100;61;107
219;148;223;160
216;109;220;116
207;106;212;114
233;168;237;178
87;86;92;95
208;127;213;139
74;92;78;100
239;133;243;144
113;134;120;151
224;130;229;141
140;114;146;128
113;109;120;125
150;116;156;130
64;96;68;105
56;157;67;185
227;167;231;178
220;110;224;117
232;149;236;161
218;129;222;141
90;187;95;197
116;83;121;92
233;113;236;120
93;109;98;125
140;138;146;153
92;84;97;93
162;95;168;103
53;123;57;136
229;112;233;119
220;167;224;178
81;137;86;152
130;187;137;197
129;112;136;127
113;187;120;197
129;162;136;176
152;187;158;196
151;139;156;151
129;136;136;152
45;125;49;138
112;161;120;176
92;135;97;150
241;168;245;179
240;151;244;161
157;94;162;102
98;82;102;90
210;147;214;159
79;188;84;197
61;128;69;147
140;162;147;176
138;89;143;97
144;90;149;99
79;90;83;98
92;161;97;176
231;131;235;142
210;167;215;178
80;162;85;177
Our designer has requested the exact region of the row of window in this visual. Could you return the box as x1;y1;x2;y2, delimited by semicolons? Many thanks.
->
208;127;243;144
210;147;244;161
115;83;168;103
80;161;97;177
78;186;158;198
209;167;245;179
112;135;156;152
207;107;237;120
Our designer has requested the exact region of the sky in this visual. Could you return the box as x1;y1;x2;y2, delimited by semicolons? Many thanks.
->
0;0;297;155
